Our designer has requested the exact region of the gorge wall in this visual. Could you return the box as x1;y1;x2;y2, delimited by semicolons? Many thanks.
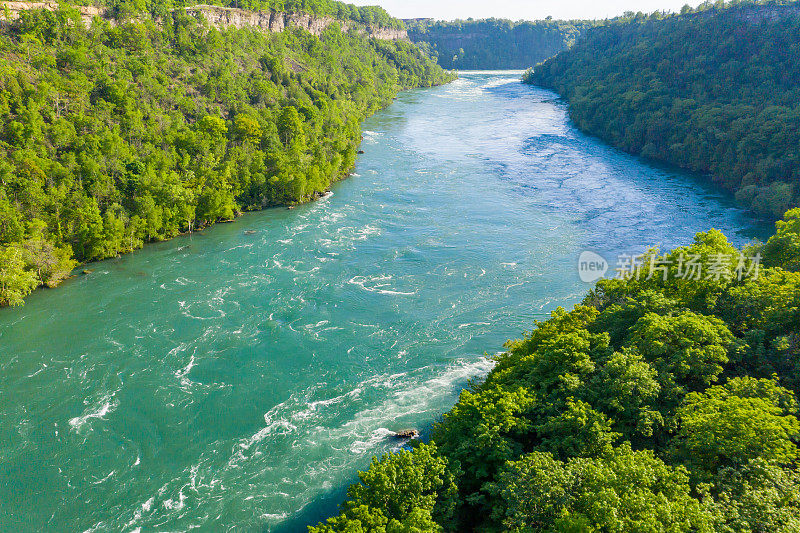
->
0;1;409;40
1;1;103;26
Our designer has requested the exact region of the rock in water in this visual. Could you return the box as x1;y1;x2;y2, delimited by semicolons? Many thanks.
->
392;429;419;439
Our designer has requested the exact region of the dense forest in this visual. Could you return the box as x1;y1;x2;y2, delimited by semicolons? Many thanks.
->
0;3;454;306
407;19;594;70
312;208;800;532
526;0;800;217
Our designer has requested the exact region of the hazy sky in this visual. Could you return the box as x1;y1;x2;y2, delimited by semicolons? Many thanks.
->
348;0;702;21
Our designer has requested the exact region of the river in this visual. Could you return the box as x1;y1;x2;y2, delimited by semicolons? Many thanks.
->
0;72;772;532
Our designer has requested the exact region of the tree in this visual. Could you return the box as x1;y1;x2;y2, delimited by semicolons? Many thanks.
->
590;348;663;439
73;197;105;261
234;114;263;144
626;310;733;391
763;208;800;272
20;225;77;288
701;460;800;533
493;444;712;532
432;386;535;497
277;105;306;150
316;219;800;531
526;4;800;216
0;245;39;306
535;397;620;459
310;444;455;533
0;7;454;307
492;306;604;402
197;175;237;223
406;19;593;70
0;189;24;243
673;378;800;477
197;115;228;139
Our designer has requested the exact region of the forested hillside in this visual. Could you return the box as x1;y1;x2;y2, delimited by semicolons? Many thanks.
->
407;19;593;70
526;0;800;218
0;3;453;306
312;209;800;532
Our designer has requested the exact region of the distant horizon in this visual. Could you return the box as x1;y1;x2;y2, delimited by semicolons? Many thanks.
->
348;0;705;21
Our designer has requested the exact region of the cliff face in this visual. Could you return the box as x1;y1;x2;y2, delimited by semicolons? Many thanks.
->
183;5;408;40
1;1;103;27
0;2;409;40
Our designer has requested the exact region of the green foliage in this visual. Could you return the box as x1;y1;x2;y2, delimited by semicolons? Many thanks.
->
198;115;228;138
407;18;595;70
431;386;535;501
0;245;40;306
535;397;620;459
0;3;453;307
763;208;800;271
526;1;800;216
317;219;800;531
589;230;746;313
701;459;800;533
626;310;733;390
490;305;606;403
589;347;663;439
309;444;455;533
672;377;800;477
17;221;78;287
493;444;712;532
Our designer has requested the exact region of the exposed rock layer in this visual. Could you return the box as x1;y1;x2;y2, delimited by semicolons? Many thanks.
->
0;1;409;40
1;1;103;26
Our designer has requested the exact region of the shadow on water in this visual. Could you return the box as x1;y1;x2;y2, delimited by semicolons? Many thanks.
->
269;486;347;533
269;428;439;532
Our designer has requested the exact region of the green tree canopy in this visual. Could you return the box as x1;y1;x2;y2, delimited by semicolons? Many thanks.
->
493;444;712;532
673;377;800;477
763;208;800;272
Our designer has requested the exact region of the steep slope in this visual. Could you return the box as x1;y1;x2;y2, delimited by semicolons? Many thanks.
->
407;18;594;70
526;1;800;217
0;3;454;306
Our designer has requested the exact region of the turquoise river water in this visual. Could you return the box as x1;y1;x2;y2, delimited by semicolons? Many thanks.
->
0;72;773;532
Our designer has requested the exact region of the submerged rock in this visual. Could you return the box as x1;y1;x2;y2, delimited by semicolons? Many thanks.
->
244;230;257;235
392;429;419;439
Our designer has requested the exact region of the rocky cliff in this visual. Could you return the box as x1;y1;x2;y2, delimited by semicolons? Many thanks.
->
0;1;409;40
1;1;104;26
183;5;407;40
